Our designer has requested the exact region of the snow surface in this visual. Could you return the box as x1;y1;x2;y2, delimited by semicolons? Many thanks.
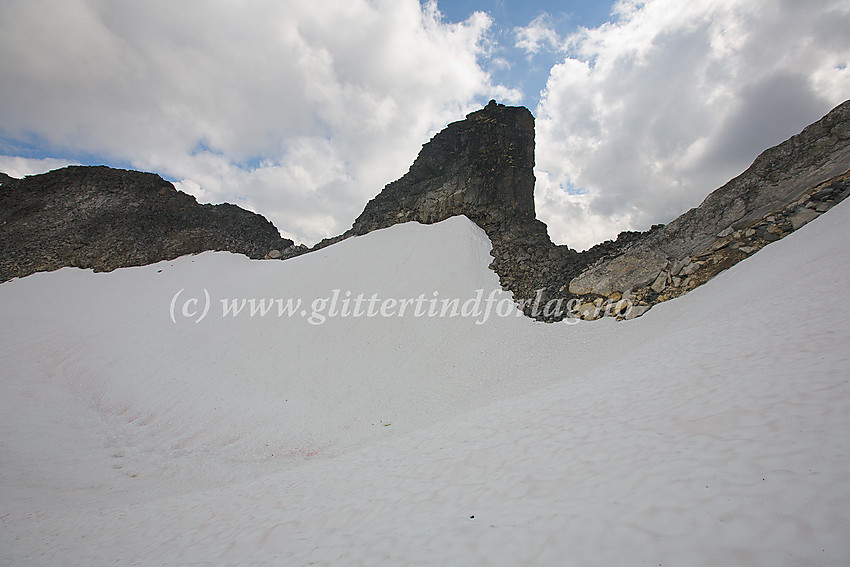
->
1;205;849;566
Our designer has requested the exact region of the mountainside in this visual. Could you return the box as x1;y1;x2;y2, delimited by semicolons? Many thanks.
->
0;166;299;282
3;99;849;321
2;97;850;566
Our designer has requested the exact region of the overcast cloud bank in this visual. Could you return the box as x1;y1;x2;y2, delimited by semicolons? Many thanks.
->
1;0;848;249
534;0;850;247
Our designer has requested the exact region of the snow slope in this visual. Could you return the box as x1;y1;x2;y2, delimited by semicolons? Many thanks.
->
1;204;849;566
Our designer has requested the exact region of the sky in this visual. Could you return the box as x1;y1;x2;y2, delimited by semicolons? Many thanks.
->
1;0;848;250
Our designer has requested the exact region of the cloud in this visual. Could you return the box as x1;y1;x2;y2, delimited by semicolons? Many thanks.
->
2;0;848;253
0;0;518;244
0;157;79;179
514;13;562;55
535;0;850;250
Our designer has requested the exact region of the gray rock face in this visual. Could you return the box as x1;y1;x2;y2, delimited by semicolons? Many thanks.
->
650;100;850;261
0;166;295;281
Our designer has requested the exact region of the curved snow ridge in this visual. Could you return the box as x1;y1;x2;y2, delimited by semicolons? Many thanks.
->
2;205;850;565
0;215;573;500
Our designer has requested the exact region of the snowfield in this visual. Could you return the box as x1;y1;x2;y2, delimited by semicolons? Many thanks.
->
2;202;849;566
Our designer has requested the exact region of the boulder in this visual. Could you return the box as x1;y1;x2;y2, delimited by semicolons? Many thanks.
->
568;247;668;296
789;208;820;229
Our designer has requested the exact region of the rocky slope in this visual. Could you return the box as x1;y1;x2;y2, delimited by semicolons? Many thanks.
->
0;166;299;282
568;99;850;317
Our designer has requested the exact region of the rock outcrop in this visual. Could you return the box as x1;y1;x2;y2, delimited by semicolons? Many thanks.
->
0;166;298;282
347;101;575;303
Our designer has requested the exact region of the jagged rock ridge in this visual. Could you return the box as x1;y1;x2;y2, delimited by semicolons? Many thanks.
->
4;99;848;322
0;166;299;282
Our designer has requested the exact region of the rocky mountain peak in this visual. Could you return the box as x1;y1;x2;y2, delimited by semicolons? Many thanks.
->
322;100;648;318
350;100;536;235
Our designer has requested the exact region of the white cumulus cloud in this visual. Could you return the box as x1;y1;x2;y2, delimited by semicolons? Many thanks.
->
514;13;562;55
0;0;518;244
535;0;850;250
2;0;848;252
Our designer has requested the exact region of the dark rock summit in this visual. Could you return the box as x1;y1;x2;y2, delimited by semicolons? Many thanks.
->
346;101;577;305
0;166;297;282
351;100;537;231
315;101;651;318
